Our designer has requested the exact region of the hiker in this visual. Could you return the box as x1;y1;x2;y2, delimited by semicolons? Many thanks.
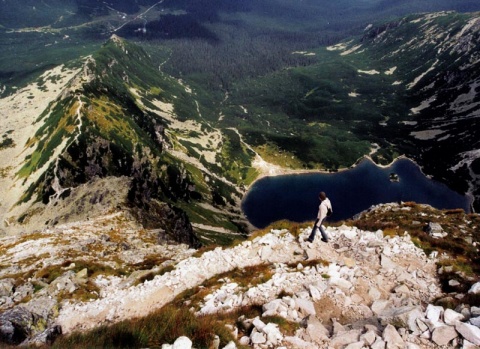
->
306;191;332;243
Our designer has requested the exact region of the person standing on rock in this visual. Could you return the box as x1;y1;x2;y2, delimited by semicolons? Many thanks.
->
306;191;332;243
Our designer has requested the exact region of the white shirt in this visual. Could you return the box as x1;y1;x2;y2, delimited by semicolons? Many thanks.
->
316;198;332;223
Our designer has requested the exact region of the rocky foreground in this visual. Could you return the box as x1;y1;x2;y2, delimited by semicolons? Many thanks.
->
0;203;480;348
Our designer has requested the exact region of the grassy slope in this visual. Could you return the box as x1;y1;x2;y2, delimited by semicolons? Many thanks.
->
221;42;407;170
217;11;480;189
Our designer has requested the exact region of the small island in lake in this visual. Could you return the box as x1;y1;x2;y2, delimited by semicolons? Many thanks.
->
389;172;399;182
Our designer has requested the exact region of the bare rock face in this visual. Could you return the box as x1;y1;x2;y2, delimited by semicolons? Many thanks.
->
424;222;447;239
130;199;201;248
0;279;14;297
16;173;201;248
11;176;131;235
25;325;62;347
456;322;480;346
432;325;459;346
0;307;41;345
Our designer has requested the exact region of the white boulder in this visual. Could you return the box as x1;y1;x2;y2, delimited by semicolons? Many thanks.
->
468;282;480;294
456;322;480;345
172;336;192;349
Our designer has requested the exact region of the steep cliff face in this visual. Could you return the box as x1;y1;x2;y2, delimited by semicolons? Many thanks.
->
0;36;249;245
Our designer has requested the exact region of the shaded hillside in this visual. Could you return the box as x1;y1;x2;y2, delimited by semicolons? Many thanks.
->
222;11;480;211
352;11;480;211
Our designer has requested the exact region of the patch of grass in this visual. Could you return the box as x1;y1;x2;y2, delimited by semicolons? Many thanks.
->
183;163;210;196
34;265;65;284
277;290;294;298
243;167;260;186
132;256;170;270
210;128;256;185
382;227;403;237
17;96;79;178
0;166;12;178
232;265;274;289
199;265;274;293
287;258;329;269
32;282;45;294
254;143;305;169
35;260;127;285
50;304;240;349
171;265;275;313
262;315;299;336
149;86;163;96
67;281;100;302
176;201;244;239
410;236;434;256
2;269;37;289
191;244;222;258
250;220;311;241
196;228;242;247
136;265;176;285
15;231;49;244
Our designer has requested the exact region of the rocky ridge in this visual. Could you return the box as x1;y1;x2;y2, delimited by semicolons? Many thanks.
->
0;35;251;245
0;203;479;348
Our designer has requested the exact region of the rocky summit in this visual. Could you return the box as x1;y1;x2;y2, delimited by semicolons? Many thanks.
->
0;202;479;348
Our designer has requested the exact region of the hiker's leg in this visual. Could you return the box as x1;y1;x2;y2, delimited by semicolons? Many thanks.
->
307;219;319;241
319;219;328;241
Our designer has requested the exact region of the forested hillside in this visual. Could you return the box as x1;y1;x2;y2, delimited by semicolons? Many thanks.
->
2;0;480;94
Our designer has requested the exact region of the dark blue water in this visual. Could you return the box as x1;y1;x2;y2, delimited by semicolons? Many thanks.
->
242;157;471;228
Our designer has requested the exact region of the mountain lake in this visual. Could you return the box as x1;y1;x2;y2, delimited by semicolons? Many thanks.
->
241;157;472;229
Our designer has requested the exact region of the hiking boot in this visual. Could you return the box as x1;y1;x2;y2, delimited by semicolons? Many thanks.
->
304;238;313;243
321;238;328;243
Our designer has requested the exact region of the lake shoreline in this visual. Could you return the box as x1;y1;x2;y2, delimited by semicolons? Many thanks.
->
242;156;472;228
246;154;414;192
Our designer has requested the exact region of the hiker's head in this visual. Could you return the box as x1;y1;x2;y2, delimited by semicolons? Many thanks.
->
319;192;327;201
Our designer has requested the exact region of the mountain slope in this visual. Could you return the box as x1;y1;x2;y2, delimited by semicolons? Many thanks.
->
223;11;480;211
0;35;254;244
346;11;480;211
2;11;480;237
